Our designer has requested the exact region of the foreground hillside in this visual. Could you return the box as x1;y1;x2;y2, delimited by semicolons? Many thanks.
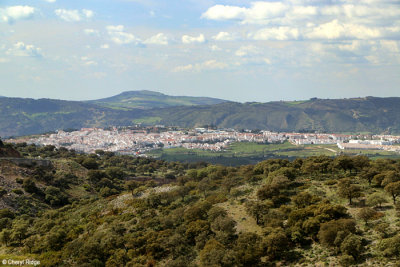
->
2;95;400;137
1;144;400;266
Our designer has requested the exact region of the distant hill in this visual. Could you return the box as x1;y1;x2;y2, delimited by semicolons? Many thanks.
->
0;97;145;137
144;97;400;134
2;94;400;137
87;90;228;109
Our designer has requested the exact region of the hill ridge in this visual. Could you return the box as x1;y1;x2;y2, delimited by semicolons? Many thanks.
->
1;94;400;137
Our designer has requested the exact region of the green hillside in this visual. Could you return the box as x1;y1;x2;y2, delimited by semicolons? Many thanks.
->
146;97;400;134
2;95;400;137
88;90;228;109
2;143;400;266
0;98;145;137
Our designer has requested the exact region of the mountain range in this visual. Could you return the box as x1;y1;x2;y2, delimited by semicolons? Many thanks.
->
1;90;400;137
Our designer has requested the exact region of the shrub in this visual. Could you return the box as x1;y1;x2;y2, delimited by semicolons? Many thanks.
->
12;189;23;195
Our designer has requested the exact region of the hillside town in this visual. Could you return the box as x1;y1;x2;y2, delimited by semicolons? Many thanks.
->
7;126;400;155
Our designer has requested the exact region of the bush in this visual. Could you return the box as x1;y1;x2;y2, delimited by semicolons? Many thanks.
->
0;187;7;197
22;178;39;194
339;254;356;266
318;219;356;248
12;189;23;195
81;158;99;170
45;186;69;206
340;234;363;260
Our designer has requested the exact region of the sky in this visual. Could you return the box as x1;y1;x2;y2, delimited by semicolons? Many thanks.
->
0;0;399;102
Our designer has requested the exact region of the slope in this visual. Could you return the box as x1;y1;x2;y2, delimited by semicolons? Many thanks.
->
88;90;228;109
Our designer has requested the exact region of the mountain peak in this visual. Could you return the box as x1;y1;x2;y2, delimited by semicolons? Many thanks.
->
88;90;228;109
118;90;166;97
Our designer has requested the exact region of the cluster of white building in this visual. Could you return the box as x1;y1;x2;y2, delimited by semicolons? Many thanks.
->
18;128;285;154
8;127;400;155
284;132;400;152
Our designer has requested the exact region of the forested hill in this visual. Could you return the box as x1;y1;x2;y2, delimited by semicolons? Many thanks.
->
87;90;228;109
147;96;400;134
0;97;145;137
2;143;400;265
2;95;400;137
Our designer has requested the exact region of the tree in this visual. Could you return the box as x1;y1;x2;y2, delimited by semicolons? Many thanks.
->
211;216;237;245
332;156;355;174
46;228;67;251
340;234;363;260
81;158;99;170
257;185;279;201
352;156;370;173
318;219;356;248
22;178;39;194
0;229;11;246
234;232;263;266
384;181;400;204
199;239;234;267
24;235;38;253
222;175;241;193
264;230;289;259
357;207;377;226
45;186;69;206
359;168;378;186
207;207;227;222
245;201;272;225
185;220;210;244
11;220;29;246
337;178;362;205
105;167;125;180
366;192;388;208
292;192;320;208
126;180;140;197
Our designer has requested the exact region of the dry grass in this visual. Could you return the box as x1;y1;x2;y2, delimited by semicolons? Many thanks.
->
217;201;263;235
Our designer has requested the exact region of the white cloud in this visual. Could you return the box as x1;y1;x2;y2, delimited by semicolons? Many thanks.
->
0;6;36;24
44;0;56;3
6;42;42;57
144;33;169;45
55;9;94;22
338;40;362;51
81;56;98;66
182;34;206;44
306;20;382;40
82;9;94;19
173;64;194;72
100;44;110;49
83;29;99;36
110;32;138;45
201;60;228;70
263;58;272;64
202;2;289;24
202;5;246;21
250;27;300;40
173;60;228;72
380;40;399;53
235;45;260;57
210;45;222;51
212;32;236;41
106;25;142;45
106;25;125;32
203;1;400;41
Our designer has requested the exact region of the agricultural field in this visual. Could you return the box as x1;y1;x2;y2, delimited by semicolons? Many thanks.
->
148;141;400;165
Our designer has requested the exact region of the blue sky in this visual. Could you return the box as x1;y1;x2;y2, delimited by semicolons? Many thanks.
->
0;0;399;102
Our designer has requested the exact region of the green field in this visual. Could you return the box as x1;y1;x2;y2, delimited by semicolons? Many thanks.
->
148;141;400;165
